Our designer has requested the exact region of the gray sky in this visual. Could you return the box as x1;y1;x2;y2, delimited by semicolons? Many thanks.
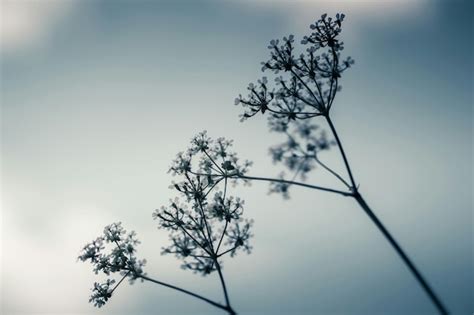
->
1;1;472;314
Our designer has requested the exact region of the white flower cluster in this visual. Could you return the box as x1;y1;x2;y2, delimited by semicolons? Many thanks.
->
78;222;146;307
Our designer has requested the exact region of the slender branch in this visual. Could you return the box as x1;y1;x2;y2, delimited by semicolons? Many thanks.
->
110;271;131;294
313;112;448;313
326;47;337;107
178;221;213;256
183;211;211;247
186;171;351;196
290;68;322;108
272;46;322;108
216;220;228;255
214;179;230;265
278;78;318;109
282;130;349;188
328;77;338;111
313;155;351;188
203;177;223;199
185;173;215;251
233;174;352;197
159;202;213;256
353;193;448;315
139;274;229;311
222;177;228;206
203;149;224;174
325;114;357;189
212;179;234;311
310;75;326;108
214;259;233;311
196;197;215;251
217;245;239;258
327;46;339;110
188;253;212;259
324;115;448;313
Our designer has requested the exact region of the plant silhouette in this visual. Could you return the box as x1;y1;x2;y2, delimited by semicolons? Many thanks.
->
79;13;449;315
233;13;449;315
79;132;254;314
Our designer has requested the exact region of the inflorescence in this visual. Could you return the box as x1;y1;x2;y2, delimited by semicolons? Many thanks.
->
78;222;146;307
155;131;254;275
235;13;353;123
234;13;353;197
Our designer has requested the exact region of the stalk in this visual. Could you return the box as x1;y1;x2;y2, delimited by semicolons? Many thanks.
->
326;113;448;315
352;193;448;314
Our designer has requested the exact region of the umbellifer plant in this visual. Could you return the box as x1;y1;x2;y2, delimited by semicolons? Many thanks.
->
79;13;448;315
233;12;448;315
79;133;253;314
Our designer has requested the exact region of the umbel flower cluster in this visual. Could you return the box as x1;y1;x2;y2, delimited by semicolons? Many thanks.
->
78;222;146;307
168;131;253;183
268;118;338;197
79;132;254;313
155;131;254;275
234;13;354;198
235;13;353;122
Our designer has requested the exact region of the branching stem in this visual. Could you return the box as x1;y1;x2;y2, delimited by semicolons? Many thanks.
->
353;193;448;315
214;259;234;313
139;274;231;312
228;114;449;314
234;174;352;197
313;155;351;188
324;114;357;190
110;271;130;294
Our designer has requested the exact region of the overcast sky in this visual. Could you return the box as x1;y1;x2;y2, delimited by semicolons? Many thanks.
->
1;1;472;314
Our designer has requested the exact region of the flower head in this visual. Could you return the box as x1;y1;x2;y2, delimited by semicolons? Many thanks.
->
89;280;115;308
79;223;146;307
235;13;354;121
154;132;255;276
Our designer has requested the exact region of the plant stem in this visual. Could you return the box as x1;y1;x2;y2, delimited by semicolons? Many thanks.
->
139;275;229;311
110;271;131;294
353;193;448;315
236;172;449;313
235;174;352;197
236;112;448;313
313;155;351;188
325;114;357;190
214;259;236;314
324;113;448;314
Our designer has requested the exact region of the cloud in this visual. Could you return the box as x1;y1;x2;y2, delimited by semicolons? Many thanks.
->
1;203;123;314
235;0;430;31
1;0;75;54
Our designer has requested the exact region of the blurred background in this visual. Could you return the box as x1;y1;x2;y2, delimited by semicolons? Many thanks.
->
1;0;472;314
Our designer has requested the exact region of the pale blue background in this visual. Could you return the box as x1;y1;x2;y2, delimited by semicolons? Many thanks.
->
1;0;472;314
